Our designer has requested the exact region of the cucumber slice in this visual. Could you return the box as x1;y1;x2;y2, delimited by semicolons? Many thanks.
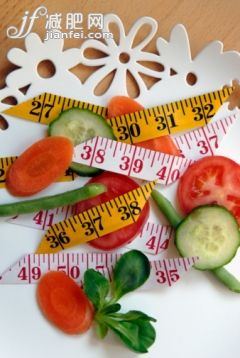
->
48;108;115;176
175;205;240;270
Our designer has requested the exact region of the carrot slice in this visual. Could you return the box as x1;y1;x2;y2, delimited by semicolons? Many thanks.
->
6;136;73;196
107;96;180;156
37;271;94;334
136;136;181;156
107;96;144;117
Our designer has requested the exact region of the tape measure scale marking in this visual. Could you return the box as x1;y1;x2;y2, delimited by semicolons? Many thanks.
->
3;92;107;125
0;252;198;287
107;87;233;143
73;135;193;184
173;113;236;159
2;87;233;143
0;156;17;188
1;113;236;190
36;180;157;254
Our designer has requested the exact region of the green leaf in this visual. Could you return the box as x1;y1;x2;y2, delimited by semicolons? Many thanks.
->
100;303;121;315
104;317;156;353
112;250;151;300
109;310;157;322
96;322;108;339
83;269;109;309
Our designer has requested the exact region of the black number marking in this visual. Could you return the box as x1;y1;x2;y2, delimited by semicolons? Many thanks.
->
30;100;42;116
0;168;5;183
46;231;70;249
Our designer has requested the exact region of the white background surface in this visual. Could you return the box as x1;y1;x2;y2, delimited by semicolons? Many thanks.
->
1;17;240;358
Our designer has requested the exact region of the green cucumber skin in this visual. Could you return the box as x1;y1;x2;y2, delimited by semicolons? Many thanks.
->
176;205;240;270
151;189;240;292
48;108;115;177
70;162;102;177
0;183;106;216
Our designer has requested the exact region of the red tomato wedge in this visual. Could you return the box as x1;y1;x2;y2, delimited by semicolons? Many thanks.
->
6;136;73;196
107;96;180;156
177;156;240;224
37;271;94;334
75;172;150;250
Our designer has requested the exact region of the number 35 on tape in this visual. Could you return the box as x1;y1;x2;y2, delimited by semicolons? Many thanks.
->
0;252;198;289
35;180;156;254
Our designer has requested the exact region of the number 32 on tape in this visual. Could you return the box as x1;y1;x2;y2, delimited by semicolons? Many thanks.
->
36;180;156;254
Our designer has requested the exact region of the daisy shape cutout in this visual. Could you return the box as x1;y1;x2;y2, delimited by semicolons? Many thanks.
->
81;13;168;100
6;32;82;97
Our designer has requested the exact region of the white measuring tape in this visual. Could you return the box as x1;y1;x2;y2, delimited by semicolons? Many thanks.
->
7;207;173;255
73;114;236;183
173;113;237;159
0;252;198;288
4;113;236;254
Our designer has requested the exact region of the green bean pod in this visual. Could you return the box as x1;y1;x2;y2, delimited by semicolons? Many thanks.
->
0;183;106;216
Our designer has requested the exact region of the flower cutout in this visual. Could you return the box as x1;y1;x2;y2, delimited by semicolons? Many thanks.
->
0;86;26;112
156;24;240;91
6;32;82;97
81;14;168;101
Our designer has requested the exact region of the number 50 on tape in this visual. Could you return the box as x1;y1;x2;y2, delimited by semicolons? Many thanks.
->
0;252;198;289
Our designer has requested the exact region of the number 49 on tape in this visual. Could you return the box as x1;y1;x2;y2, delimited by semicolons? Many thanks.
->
0;252;199;289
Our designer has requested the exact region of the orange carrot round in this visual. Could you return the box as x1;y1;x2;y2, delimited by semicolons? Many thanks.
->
107;96;180;156
37;271;94;334
107;95;144;117
6;136;73;196
136;136;181;156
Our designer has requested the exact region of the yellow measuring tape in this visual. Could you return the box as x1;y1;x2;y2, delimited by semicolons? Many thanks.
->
36;180;156;254
2;87;233;143
106;87;233;143
0;156;77;189
3;92;107;125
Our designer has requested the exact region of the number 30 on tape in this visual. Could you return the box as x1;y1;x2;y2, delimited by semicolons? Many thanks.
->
2;87;233;144
36;180;156;254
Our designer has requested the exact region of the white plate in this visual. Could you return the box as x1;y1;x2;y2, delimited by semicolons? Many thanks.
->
1;15;240;358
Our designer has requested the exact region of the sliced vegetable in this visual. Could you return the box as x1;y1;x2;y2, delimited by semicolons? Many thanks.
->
6;136;73;196
48;108;115;176
74;172;149;250
107;95;145;117
175;205;240;270
83;250;156;353
136;136;181;156
152;189;240;291
37;271;94;334
0;183;106;216
107;95;180;155
177;155;240;224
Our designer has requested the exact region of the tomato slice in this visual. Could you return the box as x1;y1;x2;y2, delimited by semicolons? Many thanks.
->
75;172;150;250
177;156;240;224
